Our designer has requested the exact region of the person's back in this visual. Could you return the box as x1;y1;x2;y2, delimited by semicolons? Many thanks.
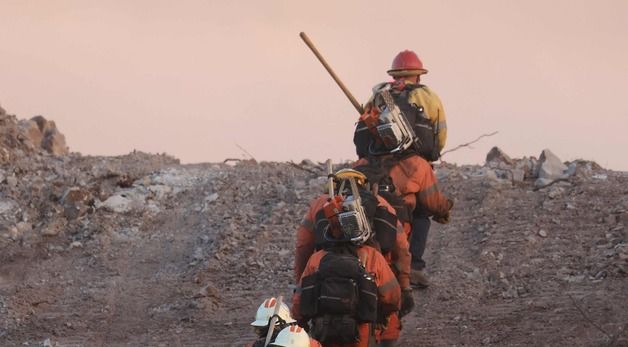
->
353;50;447;162
292;244;400;347
291;180;401;347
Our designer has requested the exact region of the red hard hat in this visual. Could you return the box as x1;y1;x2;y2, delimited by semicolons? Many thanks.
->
387;50;428;77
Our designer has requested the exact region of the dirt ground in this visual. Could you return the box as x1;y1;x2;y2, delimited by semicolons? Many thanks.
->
1;153;627;346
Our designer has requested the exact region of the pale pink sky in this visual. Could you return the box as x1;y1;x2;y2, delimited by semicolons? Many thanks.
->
1;1;627;170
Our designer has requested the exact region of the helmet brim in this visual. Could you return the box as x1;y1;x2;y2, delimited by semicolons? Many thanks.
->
251;319;269;327
387;68;428;77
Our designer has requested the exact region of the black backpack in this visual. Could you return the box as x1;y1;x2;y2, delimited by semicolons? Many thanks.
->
299;246;378;344
353;84;441;161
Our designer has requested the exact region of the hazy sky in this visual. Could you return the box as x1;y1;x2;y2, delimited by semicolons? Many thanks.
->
1;0;627;170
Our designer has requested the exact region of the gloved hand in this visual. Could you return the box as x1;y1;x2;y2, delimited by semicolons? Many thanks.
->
433;199;454;224
432;211;450;224
375;314;391;331
399;288;415;318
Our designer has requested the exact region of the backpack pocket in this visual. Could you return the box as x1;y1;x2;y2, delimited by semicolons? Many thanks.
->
356;273;378;322
311;315;359;344
299;273;319;319
318;277;358;314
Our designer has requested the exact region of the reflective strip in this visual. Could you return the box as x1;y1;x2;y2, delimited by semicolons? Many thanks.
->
378;278;399;294
417;183;439;199
301;218;314;231
355;125;370;133
437;120;447;130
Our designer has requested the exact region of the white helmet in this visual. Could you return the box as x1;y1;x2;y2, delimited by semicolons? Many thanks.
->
270;325;310;347
251;297;296;327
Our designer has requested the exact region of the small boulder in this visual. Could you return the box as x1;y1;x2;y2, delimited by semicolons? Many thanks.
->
485;147;513;167
101;194;133;213
41;127;69;155
535;149;568;187
18;116;69;155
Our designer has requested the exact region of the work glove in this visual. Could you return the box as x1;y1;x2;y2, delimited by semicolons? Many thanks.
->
433;199;454;224
432;211;450;224
375;314;391;331
399;288;415;318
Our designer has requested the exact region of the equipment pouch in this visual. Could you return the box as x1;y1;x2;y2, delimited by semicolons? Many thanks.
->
299;273;319;319
311;315;359;344
356;273;378;322
318;277;358;314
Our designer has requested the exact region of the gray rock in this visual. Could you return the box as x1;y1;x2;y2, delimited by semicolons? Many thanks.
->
486;147;513;167
7;226;19;240
42;219;66;236
514;157;537;178
0;199;18;216
534;149;568;187
538;229;548;238
16;222;32;235
484;169;499;181
537;149;568;179
6;175;18;187
101;194;133;213
510;169;525;182
205;193;219;203
148;185;172;200
61;187;93;220
41;127;69;155
17;119;43;150
17;116;69;155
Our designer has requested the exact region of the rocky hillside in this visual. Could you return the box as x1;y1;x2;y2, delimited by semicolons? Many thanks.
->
0;107;627;346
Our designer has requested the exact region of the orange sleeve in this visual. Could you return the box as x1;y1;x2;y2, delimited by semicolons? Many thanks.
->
294;196;328;282
361;246;401;313
392;155;450;216
390;224;411;289
413;162;451;217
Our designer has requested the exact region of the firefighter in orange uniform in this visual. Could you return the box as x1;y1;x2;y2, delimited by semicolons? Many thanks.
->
292;176;401;347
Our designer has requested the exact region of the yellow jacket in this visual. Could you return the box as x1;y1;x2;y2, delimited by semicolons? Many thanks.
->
405;84;447;152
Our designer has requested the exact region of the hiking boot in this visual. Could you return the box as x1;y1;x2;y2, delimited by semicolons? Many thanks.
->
410;269;429;289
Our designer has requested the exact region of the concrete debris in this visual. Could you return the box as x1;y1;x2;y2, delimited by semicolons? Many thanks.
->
510;169;525;182
100;194;134;213
535;149;568;187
